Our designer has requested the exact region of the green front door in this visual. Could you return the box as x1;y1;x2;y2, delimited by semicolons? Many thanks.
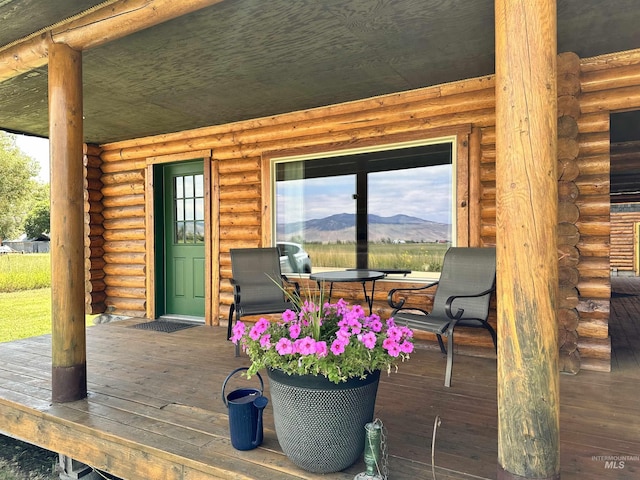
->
161;161;205;317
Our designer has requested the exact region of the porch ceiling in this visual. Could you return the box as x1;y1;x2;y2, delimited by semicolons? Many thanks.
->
1;0;640;145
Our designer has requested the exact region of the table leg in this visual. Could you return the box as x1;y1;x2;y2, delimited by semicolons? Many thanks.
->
316;280;334;304
361;280;376;315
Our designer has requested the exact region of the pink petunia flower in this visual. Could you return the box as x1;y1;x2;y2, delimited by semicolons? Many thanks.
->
276;338;294;355
315;341;328;357
361;332;377;349
400;340;414;354
386;343;401;357
253;318;270;335
259;334;271;349
297;336;316;355
230;321;246;343
351;304;365;317
331;339;347;355
383;338;401;357
336;327;351;341
386;326;403;342
400;326;414;338
348;319;362;335
289;323;301;339
249;325;263;341
281;309;297;322
368;318;383;333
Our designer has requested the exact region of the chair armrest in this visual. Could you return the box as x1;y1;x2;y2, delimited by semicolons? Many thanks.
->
444;286;495;320
387;280;439;310
230;279;242;305
281;275;300;296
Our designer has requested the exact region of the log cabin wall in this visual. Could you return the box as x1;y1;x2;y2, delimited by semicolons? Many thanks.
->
576;47;640;371
92;49;640;373
610;140;640;275
84;144;107;314
98;74;498;327
97;154;147;318
610;204;640;275
556;53;583;373
611;208;640;274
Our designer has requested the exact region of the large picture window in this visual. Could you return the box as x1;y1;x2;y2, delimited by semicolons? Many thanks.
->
272;138;456;279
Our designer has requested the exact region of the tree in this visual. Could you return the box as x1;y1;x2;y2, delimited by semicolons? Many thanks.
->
24;200;50;238
0;132;40;242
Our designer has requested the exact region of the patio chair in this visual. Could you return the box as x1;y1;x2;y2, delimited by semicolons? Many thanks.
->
387;247;496;387
228;247;300;356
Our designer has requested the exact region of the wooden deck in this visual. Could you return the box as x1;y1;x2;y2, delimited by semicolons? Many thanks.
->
0;278;639;479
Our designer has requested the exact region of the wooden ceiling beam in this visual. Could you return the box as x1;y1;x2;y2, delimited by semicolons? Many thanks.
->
0;0;225;83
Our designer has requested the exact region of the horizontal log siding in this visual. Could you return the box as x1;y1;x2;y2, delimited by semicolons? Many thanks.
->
98;150;148;318
84;144;106;314
575;48;640;371
101;76;498;348
556;53;582;373
94;49;640;371
611;210;640;273
574;113;611;371
610;141;640;274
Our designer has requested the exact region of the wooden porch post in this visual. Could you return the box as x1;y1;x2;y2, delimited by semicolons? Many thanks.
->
495;1;560;479
49;42;87;403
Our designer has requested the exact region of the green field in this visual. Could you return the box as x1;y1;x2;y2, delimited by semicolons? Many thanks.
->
304;242;450;273
0;253;50;292
0;254;93;343
0;288;53;343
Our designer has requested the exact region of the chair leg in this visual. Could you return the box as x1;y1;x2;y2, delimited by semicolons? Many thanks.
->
436;334;447;354
444;332;454;388
486;323;498;352
227;304;235;341
234;310;241;357
228;304;242;357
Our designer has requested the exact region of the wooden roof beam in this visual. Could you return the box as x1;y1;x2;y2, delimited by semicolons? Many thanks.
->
0;0;225;82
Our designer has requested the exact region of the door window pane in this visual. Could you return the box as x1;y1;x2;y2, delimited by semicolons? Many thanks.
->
195;174;204;197
174;173;205;244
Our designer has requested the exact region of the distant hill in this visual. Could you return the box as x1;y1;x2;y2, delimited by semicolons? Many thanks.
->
277;213;450;243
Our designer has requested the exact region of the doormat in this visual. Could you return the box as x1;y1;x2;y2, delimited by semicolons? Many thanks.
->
129;320;198;333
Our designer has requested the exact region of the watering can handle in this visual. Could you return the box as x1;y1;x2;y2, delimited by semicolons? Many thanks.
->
222;367;264;407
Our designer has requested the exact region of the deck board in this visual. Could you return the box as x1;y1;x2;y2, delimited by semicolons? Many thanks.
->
0;277;638;479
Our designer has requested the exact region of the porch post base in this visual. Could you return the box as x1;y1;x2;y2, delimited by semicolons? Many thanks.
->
498;465;560;480
52;364;87;403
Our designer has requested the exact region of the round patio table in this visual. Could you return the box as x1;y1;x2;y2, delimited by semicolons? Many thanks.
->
310;270;385;314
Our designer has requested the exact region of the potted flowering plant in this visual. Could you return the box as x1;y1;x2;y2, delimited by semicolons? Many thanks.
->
229;296;414;383
229;292;414;473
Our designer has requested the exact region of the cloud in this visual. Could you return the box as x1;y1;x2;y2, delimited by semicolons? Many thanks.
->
277;164;453;224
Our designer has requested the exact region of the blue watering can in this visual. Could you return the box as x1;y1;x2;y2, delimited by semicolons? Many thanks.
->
222;367;268;451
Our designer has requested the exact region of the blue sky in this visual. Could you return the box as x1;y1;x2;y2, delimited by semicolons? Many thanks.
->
277;164;453;224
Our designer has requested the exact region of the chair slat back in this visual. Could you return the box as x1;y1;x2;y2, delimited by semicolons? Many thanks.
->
431;247;496;320
230;248;286;305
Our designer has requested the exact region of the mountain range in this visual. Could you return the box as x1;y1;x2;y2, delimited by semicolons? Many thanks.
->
278;213;450;243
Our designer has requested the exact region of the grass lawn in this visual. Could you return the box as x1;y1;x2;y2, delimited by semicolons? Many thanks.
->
0;257;103;478
0;288;94;343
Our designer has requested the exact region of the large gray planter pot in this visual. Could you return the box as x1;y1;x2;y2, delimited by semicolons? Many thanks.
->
266;368;380;473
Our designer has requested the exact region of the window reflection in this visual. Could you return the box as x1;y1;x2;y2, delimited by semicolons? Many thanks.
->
273;141;454;278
